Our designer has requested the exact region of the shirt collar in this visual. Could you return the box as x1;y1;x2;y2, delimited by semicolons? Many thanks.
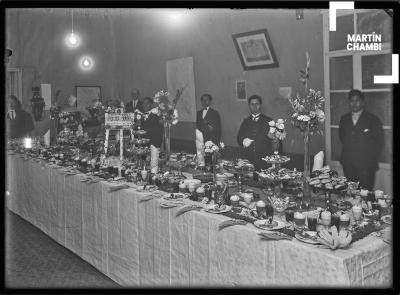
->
251;113;261;118
203;106;210;111
352;109;363;116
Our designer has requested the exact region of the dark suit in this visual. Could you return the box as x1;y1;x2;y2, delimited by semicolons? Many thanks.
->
125;100;144;113
339;110;384;190
6;109;34;139
237;114;273;171
196;107;221;144
141;113;163;148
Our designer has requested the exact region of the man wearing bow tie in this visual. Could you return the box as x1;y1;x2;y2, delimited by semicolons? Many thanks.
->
196;94;221;145
237;95;273;171
7;95;34;139
125;88;144;113
339;89;384;190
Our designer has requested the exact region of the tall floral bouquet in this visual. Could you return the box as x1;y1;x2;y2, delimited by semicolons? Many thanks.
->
288;51;325;136
153;89;181;125
287;50;325;187
204;141;225;179
153;87;186;157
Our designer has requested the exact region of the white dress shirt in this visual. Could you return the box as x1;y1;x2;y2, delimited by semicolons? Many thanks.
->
8;110;16;119
202;106;210;119
351;110;363;126
251;113;261;122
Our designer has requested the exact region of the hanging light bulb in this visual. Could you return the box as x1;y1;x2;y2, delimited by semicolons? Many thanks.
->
79;55;94;71
65;9;81;48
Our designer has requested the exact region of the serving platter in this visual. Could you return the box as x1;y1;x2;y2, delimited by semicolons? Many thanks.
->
204;205;232;214
253;219;286;230
294;231;321;245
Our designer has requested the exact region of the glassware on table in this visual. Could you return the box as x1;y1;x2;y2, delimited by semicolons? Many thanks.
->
285;209;295;223
255;200;266;219
266;203;274;220
321;210;332;227
188;183;196;193
230;195;240;207
242;193;253;206
352;205;363;224
339;213;350;230
141;169;148;182
331;214;340;231
293;212;306;227
268;196;289;222
307;214;318;231
179;182;187;193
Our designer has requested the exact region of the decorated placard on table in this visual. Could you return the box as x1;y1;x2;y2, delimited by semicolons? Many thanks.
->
104;110;135;164
105;112;135;129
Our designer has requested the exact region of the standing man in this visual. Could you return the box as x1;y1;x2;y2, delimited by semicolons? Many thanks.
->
125;88;144;113
237;95;273;171
339;89;384;190
141;97;163;173
196;93;221;144
6;95;35;139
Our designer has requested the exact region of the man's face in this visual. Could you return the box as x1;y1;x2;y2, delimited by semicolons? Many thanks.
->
249;99;261;115
349;95;364;113
201;96;211;109
142;99;152;112
131;89;140;101
8;99;16;110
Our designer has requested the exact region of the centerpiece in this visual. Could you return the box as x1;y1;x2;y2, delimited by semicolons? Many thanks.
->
153;87;185;158
204;140;225;181
287;50;325;194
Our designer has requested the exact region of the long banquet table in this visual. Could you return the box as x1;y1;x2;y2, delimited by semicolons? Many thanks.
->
5;154;392;287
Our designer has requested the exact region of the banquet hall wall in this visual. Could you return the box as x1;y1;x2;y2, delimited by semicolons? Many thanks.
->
6;8;325;155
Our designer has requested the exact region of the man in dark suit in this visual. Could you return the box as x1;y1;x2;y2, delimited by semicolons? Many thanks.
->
6;95;34;139
196;94;221;144
125;88;144;113
237;95;273;171
339;89;384;190
141;97;163;149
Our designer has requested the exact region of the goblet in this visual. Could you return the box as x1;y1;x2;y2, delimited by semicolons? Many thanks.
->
268;195;290;222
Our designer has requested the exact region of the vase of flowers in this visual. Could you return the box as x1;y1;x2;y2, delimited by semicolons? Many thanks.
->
153;87;185;158
267;118;286;153
204;141;224;181
288;51;325;194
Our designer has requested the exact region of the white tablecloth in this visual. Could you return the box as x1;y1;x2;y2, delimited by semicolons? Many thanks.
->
6;155;392;287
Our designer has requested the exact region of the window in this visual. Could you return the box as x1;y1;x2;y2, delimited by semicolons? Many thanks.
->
322;9;393;192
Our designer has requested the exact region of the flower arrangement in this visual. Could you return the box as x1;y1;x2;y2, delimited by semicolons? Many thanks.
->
289;89;325;135
50;105;62;120
288;51;325;135
153;87;185;125
268;119;287;141
86;100;106;119
105;106;124;114
204;141;225;155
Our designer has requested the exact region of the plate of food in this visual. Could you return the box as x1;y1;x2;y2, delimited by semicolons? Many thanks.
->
162;193;188;201
204;204;232;214
381;215;392;225
253;219;286;230
294;230;321;245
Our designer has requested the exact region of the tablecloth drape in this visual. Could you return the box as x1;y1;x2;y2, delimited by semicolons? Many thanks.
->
5;155;392;287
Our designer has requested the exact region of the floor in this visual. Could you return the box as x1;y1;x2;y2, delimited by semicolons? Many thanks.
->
5;209;120;289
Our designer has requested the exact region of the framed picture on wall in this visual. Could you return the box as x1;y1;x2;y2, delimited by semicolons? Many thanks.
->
232;28;279;70
76;86;101;110
236;80;247;100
